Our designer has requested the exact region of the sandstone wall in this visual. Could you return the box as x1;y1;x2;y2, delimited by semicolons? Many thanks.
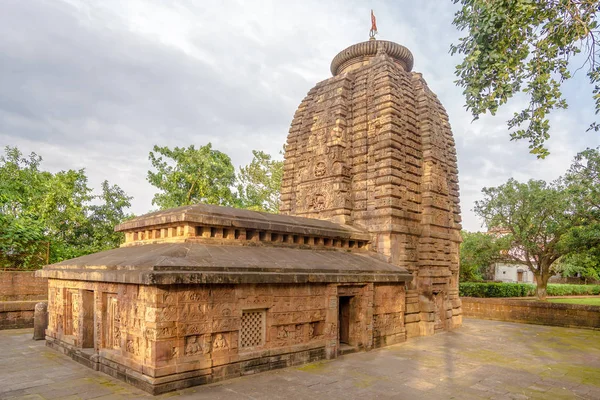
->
0;271;47;301
0;301;38;330
0;271;48;330
45;279;406;393
462;297;600;330
372;283;406;347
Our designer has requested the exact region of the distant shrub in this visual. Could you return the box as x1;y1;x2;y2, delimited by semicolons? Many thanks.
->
459;282;600;298
546;284;600;296
460;282;535;298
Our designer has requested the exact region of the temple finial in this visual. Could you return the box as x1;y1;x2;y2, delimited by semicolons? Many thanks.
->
369;9;378;40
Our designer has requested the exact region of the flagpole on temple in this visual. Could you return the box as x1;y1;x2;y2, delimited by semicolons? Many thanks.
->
369;9;378;40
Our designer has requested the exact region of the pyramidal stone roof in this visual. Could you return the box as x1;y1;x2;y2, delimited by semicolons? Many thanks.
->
40;242;412;284
39;203;412;284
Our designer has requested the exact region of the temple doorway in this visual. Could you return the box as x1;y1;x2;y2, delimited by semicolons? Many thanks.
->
338;296;352;344
81;290;94;348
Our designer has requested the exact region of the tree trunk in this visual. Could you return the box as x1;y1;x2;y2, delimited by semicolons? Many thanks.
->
536;284;547;300
536;263;551;301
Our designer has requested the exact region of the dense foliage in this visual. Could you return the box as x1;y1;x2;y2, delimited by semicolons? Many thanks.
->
473;148;600;299
459;282;600;298
0;143;283;269
459;230;510;282
460;282;535;298
147;144;237;209
0;146;132;269
147;144;283;213
236;150;283;213
451;0;600;157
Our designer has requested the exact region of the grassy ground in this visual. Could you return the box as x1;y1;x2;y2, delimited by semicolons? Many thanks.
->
548;297;600;306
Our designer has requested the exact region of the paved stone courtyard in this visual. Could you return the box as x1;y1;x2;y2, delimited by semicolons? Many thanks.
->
1;318;599;400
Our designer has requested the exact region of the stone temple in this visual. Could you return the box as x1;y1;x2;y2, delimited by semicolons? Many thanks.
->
38;37;461;394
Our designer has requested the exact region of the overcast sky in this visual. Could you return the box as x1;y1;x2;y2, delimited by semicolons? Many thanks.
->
1;0;599;231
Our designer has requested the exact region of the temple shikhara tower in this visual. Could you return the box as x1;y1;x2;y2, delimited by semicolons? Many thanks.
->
281;38;462;337
38;29;461;394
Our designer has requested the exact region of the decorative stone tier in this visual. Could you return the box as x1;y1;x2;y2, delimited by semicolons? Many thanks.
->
282;39;462;338
330;40;414;75
116;204;370;250
39;242;412;285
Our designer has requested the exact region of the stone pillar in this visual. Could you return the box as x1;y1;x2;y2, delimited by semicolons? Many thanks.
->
33;302;48;340
324;284;338;359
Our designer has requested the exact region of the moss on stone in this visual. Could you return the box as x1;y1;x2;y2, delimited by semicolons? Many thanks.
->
297;361;330;373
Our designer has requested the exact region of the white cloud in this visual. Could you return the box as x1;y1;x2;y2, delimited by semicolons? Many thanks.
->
1;0;598;230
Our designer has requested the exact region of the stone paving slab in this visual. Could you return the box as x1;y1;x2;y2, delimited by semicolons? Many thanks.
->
1;319;599;400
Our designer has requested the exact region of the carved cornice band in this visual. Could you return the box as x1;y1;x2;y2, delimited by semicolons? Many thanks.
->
330;40;414;76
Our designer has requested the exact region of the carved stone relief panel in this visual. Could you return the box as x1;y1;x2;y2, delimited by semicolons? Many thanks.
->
184;334;210;356
212;333;229;352
105;293;120;349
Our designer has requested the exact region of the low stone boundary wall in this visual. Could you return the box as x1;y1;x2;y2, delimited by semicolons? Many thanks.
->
461;297;600;330
0;271;48;330
0;300;38;330
0;271;47;301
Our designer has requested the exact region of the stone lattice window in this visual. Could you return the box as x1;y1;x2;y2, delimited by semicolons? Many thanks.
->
240;309;266;348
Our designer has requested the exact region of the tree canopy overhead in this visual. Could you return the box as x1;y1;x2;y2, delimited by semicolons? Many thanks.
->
451;0;600;158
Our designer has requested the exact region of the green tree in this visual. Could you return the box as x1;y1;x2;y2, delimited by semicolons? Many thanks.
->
0;147;53;268
565;146;600;216
38;169;94;261
86;180;134;251
474;178;585;299
0;146;132;268
459;230;509;282
236;150;283;213
147;144;236;209
559;147;600;280
451;0;600;158
556;248;600;282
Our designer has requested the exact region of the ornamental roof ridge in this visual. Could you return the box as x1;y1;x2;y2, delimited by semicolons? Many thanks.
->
330;40;414;76
115;203;370;241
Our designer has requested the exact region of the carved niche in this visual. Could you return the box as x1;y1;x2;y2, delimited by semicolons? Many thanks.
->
105;294;120;349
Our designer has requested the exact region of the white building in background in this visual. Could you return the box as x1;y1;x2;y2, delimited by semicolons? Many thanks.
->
491;263;535;283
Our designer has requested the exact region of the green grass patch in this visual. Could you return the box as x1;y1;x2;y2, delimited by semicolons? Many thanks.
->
548;297;600;306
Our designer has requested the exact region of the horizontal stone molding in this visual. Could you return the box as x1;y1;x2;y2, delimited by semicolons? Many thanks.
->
38;269;412;285
39;242;412;284
115;204;371;243
47;336;328;395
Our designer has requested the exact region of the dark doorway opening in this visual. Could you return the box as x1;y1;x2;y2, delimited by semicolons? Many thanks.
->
81;290;94;348
338;296;352;344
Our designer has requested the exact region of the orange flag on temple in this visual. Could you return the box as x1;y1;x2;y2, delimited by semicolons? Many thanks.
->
371;9;378;33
